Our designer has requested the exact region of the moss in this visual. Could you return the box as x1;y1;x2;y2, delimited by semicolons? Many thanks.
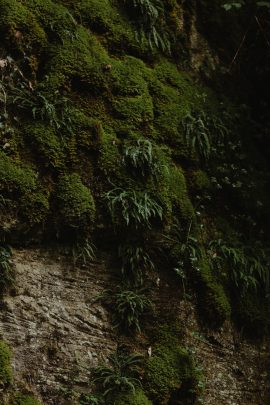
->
25;123;64;170
44;26;111;93
0;152;49;226
71;110;101;151
98;127;123;178
197;256;231;327
25;0;77;42
115;388;152;405
56;173;95;228
166;165;195;222
0;0;47;52
112;94;153;129
189;170;212;193
60;0;152;57
12;394;41;405
111;57;149;97
0;152;37;195
0;340;12;386
147;60;211;157
60;0;115;34
20;192;49;226
145;156;194;227
109;57;153;131
144;325;196;404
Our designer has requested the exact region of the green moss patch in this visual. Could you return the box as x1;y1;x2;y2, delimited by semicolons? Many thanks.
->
115;388;152;405
0;0;47;52
25;123;64;170
56;173;95;229
0;152;49;226
197;256;231;327
12;394;41;405
0;340;12;386
144;325;196;404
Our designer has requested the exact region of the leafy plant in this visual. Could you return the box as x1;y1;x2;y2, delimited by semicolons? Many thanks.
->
182;111;228;161
94;349;143;399
123;139;158;177
100;285;152;332
0;245;14;293
0;56;28;143
72;238;96;267
122;0;171;52
78;394;104;405
208;239;270;294
222;1;270;10
118;244;155;284
105;188;163;229
0;56;74;134
13;88;74;133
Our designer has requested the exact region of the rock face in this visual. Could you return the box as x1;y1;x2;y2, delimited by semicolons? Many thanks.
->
0;249;116;404
0;250;269;404
180;301;270;405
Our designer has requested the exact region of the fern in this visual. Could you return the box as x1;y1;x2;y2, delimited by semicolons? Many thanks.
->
100;285;152;332
208;239;270;294
13;89;74;133
105;188;163;229
182;111;228;161
123;139;158;177
122;0;171;53
72;238;96;267
118;244;155;284
94;349;143;399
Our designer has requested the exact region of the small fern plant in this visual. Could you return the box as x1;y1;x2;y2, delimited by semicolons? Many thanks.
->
123;139;158;178
93;349;143;399
122;0;171;52
13;88;74;133
118;243;155;285
105;187;163;229
72;238;96;267
182;110;228;161
208;239;270;294
100;285;152;332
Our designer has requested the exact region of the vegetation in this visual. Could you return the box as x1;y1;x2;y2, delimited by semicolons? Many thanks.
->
123;139;158;178
118;244;155;285
0;0;269;401
56;174;95;230
208;239;270;295
144;325;199;404
0;340;12;386
100;285;152;332
121;0;171;52
12;395;41;405
105;188;163;229
0;245;13;293
182;110;228;161
94;349;143;400
114;388;152;405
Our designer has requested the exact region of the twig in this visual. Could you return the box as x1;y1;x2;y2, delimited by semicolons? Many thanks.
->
229;24;251;70
255;15;270;49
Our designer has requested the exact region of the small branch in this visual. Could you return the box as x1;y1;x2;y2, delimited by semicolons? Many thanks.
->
255;15;270;49
229;24;251;71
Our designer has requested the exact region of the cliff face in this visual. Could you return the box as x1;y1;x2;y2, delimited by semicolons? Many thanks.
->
0;250;269;404
0;0;270;404
0;250;115;404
